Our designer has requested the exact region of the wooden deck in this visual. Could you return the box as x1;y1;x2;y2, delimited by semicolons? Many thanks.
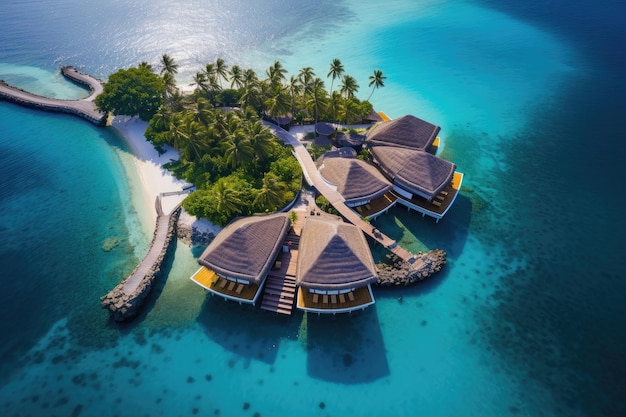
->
191;267;261;302
395;171;464;219
296;285;375;314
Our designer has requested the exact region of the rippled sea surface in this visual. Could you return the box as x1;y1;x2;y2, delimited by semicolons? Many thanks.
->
1;1;625;416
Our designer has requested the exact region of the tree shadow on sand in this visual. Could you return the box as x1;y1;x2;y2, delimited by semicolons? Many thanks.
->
195;296;302;365
303;306;389;383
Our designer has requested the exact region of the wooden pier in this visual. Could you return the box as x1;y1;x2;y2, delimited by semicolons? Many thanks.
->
265;123;419;265
0;66;106;125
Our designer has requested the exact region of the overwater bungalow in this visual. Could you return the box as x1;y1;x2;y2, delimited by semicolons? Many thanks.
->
296;216;377;314
190;212;291;304
366;114;440;152
317;153;395;219
364;114;464;222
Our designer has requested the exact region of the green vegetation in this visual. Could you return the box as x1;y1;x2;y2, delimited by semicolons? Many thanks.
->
102;55;386;225
315;195;338;215
95;65;166;121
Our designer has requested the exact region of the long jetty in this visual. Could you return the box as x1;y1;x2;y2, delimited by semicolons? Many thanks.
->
101;193;186;322
0;66;106;125
264;122;426;267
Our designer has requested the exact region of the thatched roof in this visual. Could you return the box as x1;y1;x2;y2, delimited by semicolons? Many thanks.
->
296;217;377;291
315;122;335;136
371;146;456;199
198;213;290;284
319;156;392;204
366;114;440;150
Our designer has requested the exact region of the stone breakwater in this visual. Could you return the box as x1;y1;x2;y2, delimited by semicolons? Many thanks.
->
0;66;106;125
100;206;181;322
375;249;447;286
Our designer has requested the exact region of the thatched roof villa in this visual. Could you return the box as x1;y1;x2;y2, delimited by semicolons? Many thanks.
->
366;114;440;152
318;155;392;207
190;212;291;304
295;216;377;314
370;146;456;200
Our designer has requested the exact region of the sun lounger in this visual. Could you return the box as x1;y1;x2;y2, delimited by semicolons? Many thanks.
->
331;295;337;304
219;278;227;289
227;281;236;291
436;194;445;201
339;294;346;303
347;292;355;302
432;200;442;207
235;283;244;295
440;190;449;196
323;294;329;304
312;293;319;303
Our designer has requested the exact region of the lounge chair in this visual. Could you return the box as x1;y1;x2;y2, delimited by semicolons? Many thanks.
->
323;294;329;304
219;278;227;289
347;292;355;302
312;293;319;303
331;295;337;304
235;283;244;295
432;200;442;207
227;281;236;291
339;294;346;303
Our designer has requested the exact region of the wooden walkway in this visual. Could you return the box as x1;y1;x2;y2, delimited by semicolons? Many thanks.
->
265;122;416;264
0;66;106;125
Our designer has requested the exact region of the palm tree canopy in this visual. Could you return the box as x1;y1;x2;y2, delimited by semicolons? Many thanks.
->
160;54;178;76
340;75;359;99
215;58;228;88
367;69;387;100
327;58;345;93
229;65;244;89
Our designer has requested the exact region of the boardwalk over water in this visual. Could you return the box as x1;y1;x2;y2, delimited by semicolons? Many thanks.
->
101;191;189;322
0;66;106;125
264;122;418;265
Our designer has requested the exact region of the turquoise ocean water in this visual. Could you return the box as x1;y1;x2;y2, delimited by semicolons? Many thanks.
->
1;0;625;416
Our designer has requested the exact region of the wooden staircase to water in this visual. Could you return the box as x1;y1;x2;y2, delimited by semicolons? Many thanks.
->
260;275;297;315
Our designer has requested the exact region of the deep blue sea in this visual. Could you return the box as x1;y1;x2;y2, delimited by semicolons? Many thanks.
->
1;1;625;416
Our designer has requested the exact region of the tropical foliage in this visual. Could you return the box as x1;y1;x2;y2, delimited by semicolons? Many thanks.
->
95;65;166;120
104;56;386;225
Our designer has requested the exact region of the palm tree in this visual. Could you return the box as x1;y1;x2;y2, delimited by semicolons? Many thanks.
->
192;71;208;92
307;78;327;125
229;65;244;89
265;84;291;124
247;120;275;161
223;131;254;168
340;75;359;99
213;178;243;216
138;61;153;72
160;54;178;76
204;63;216;79
298;67;315;112
327;58;344;93
254;173;286;211
215;58;228;89
367;69;386;101
287;75;302;115
162;72;178;97
266;60;287;87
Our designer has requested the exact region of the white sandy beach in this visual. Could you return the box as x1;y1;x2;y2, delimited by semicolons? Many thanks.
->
110;116;222;241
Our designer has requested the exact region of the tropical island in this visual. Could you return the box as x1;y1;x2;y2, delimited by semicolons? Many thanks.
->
0;55;462;321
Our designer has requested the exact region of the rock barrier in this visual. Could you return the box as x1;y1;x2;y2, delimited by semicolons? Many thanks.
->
100;207;181;322
375;249;447;286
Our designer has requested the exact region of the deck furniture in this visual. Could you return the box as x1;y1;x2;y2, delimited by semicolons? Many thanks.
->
331;295;337;304
219;278;227;289
227;281;236;291
312;293;319;303
235;283;244;295
347;292;355;302
323;294;329;304
432;200;442;207
339;294;346;303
